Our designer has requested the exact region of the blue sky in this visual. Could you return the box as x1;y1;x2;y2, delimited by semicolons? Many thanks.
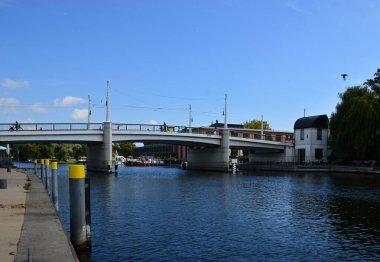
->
1;0;379;131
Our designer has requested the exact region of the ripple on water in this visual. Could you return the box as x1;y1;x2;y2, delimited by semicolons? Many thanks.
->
15;163;378;262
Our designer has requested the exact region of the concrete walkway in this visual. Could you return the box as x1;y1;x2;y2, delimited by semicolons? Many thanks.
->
0;168;79;262
15;170;79;261
0;168;27;262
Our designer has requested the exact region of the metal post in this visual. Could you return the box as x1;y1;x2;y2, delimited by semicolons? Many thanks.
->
34;160;37;175
40;159;44;181
85;177;91;248
87;95;91;129
52;161;59;212
45;159;50;192
115;161;118;174
261;115;264;140
106;80;110;122
69;165;87;249
189;104;193;133
224;94;228;129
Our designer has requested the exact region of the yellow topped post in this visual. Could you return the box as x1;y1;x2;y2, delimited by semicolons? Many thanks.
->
69;164;87;248
33;159;37;175
44;160;50;190
69;165;85;179
40;159;44;181
51;161;59;211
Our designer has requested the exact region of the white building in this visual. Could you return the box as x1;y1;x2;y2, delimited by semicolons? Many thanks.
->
293;115;329;163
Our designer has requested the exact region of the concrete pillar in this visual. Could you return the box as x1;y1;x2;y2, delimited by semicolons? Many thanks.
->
187;129;230;171
103;122;112;173
86;121;113;173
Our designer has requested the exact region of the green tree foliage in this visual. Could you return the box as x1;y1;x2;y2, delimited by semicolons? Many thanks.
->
55;145;70;162
11;143;87;161
113;142;135;157
72;144;87;159
330;69;380;161
243;119;271;130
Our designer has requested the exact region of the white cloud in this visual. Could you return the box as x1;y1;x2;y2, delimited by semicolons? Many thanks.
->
148;120;158;125
54;96;86;107
30;103;48;113
0;97;20;114
71;109;88;120
1;79;29;89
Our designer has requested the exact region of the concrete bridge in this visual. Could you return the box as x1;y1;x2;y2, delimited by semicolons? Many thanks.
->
0;122;290;172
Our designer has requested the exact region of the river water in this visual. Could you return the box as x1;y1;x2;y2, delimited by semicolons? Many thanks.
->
21;163;380;261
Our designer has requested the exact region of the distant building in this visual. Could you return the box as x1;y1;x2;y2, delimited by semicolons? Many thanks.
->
133;143;187;161
209;122;244;129
294;115;329;163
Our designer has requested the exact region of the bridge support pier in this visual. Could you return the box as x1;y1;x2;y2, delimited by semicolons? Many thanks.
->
187;129;230;172
86;122;113;173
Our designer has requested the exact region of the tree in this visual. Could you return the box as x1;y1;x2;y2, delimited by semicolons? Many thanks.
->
113;142;135;157
72;144;87;159
330;68;380;161
243;119;271;130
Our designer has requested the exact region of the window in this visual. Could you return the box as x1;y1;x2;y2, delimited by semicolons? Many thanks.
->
317;128;322;140
300;129;304;140
243;133;250;138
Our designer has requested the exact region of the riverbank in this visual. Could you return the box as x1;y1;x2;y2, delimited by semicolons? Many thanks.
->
239;164;380;174
0;168;79;261
0;168;27;262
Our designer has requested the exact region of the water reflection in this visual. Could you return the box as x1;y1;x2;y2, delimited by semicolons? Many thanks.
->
17;163;380;261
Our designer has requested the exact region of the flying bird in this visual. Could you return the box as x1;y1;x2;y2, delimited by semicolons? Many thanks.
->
341;73;348;81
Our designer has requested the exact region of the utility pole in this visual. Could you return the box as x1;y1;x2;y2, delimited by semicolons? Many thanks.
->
87;95;91;129
189;104;193;131
224;94;228;129
106;80;110;122
304;108;306;117
261;114;264;140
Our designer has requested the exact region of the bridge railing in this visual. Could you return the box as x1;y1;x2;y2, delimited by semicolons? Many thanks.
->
112;124;195;133
0;123;293;143
0;123;104;131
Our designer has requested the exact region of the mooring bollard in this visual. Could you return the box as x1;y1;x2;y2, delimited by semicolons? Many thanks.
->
115;161;118;173
52;161;59;212
69;165;87;249
85;177;91;248
40;159;44;182
107;161;111;173
34;159;37;175
45;159;50;192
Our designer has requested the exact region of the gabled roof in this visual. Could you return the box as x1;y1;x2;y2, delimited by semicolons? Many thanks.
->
294;115;328;129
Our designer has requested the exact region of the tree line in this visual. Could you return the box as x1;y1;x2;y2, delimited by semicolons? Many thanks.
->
4;142;135;162
330;69;380;162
